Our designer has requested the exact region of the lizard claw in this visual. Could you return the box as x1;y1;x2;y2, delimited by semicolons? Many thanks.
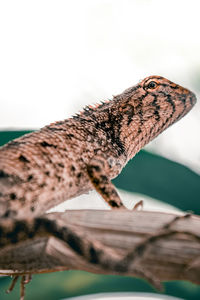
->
133;200;143;211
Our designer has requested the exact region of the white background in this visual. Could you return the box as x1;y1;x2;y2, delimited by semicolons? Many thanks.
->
0;0;199;173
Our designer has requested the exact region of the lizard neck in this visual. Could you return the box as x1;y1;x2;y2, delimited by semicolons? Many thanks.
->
78;95;148;162
76;100;127;159
119;109;173;161
74;93;172;163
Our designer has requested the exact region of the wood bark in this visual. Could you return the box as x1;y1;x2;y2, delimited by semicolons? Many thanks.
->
0;210;200;287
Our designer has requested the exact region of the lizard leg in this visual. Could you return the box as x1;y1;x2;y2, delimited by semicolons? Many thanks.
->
86;157;125;209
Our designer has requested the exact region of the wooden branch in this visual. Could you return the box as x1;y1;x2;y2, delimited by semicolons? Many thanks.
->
0;210;200;287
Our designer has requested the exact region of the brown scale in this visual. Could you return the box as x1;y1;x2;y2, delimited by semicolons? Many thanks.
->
0;75;197;219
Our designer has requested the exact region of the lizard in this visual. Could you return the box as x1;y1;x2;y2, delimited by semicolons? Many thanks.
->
0;75;197;299
0;75;197;220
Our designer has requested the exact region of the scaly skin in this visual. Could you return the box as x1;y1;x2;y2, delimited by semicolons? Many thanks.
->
0;76;197;219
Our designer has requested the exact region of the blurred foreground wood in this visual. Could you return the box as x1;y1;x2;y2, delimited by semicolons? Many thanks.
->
0;210;200;286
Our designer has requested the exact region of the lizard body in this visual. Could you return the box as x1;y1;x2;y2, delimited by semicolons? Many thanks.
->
0;76;197;219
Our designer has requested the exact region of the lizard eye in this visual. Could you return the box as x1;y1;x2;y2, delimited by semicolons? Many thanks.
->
147;81;157;89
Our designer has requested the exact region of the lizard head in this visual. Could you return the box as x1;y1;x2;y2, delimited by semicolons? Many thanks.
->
119;75;197;158
140;75;197;122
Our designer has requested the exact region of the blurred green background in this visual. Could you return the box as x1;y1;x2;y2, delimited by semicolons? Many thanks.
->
0;131;200;300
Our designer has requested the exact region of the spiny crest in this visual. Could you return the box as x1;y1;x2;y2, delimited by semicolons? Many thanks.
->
76;99;111;116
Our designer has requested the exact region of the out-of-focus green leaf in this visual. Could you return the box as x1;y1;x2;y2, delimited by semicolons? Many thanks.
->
0;131;33;146
1;271;200;300
114;150;200;214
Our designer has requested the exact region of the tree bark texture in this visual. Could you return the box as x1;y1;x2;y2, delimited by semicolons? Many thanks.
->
0;210;200;287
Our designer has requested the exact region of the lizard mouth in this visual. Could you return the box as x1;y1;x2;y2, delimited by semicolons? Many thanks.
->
189;92;197;106
180;91;197;119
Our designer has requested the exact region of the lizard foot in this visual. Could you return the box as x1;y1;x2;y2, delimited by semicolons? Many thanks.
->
6;274;32;300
